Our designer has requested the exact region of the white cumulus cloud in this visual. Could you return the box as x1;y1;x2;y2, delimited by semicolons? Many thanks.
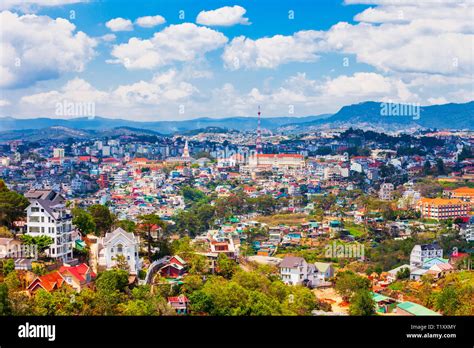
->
135;15;166;28
222;30;325;70
108;23;228;69
0;11;97;89
196;5;250;27
106;17;133;32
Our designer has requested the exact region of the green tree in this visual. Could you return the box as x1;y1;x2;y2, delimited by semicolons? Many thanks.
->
2;259;15;276
188;254;209;275
0;226;13;238
72;208;96;235
0;283;10;315
114;219;136;233
349;289;376;316
252;195;277;215
0;180;29;228
335;271;370;301
88;204;114;236
436;158;446;175
435;285;461;316
423;160;432;176
181;186;208;205
20;235;53;256
96;269;129;293
216;254;237;279
173;210;201;237
113;254;130;272
396;267;410;280
138;214;167;259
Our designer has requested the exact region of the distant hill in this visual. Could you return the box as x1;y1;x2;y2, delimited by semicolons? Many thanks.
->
297;101;474;130
0;100;472;141
0;114;330;134
0;126;96;142
0;125;165;142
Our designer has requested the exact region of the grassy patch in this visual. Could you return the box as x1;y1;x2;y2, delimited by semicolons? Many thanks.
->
388;281;404;291
255;213;309;226
344;222;367;237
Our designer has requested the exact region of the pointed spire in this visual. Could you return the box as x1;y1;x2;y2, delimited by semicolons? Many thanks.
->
183;139;190;158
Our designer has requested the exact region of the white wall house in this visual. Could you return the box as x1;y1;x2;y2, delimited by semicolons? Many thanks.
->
279;256;318;287
314;262;334;281
98;227;141;275
25;190;73;262
410;243;443;268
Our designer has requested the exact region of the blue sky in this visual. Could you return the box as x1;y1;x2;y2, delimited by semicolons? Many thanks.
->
0;0;472;121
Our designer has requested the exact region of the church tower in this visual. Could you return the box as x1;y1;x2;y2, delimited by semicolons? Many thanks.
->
183;140;190;158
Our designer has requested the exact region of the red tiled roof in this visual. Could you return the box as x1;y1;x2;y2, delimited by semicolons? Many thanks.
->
102;157;120;163
28;272;64;292
59;263;96;283
168;296;189;303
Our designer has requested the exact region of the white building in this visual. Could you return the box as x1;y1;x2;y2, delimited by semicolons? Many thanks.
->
323;165;349;180
98;227;141;275
379;183;394;200
25;189;73;262
249;153;304;169
398;188;421;209
410;243;443;268
102;146;111;157
279;256;318;287
53;148;65;158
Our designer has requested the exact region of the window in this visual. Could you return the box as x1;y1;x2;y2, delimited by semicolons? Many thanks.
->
117;244;123;253
31;207;39;212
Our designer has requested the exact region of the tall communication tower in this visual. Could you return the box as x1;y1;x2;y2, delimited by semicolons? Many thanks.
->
256;105;262;154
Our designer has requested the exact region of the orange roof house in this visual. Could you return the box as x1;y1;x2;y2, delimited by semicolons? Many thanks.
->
27;263;96;294
27;272;65;294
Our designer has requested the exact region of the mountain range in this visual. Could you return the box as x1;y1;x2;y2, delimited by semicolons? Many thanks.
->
0;100;472;141
0;114;329;134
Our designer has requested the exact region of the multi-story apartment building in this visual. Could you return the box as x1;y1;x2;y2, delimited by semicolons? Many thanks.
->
25;189;73;262
53;148;65;159
410;243;443;268
417;197;469;220
379;183;394;200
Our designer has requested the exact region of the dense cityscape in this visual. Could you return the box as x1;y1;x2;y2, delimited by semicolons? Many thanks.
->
0;123;473;316
0;1;473;345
